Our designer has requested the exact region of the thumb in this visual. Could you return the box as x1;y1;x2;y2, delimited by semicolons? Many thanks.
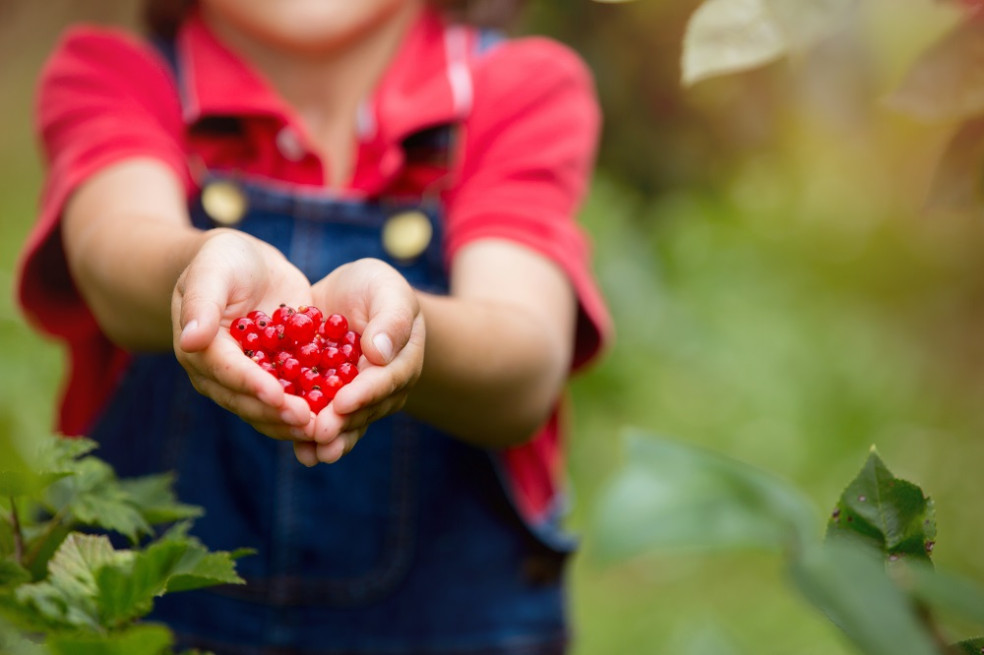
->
173;265;229;353
359;286;420;367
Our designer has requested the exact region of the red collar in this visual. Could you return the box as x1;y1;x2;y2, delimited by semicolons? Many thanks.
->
173;7;472;147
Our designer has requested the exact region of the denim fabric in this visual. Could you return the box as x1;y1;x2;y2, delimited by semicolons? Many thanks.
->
88;176;571;654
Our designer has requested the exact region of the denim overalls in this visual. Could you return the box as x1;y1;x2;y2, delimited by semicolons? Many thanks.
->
86;28;572;655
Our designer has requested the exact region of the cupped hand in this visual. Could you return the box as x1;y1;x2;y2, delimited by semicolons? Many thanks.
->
171;229;317;442
292;258;425;465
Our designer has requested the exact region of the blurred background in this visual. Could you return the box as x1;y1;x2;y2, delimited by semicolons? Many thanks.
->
3;1;984;653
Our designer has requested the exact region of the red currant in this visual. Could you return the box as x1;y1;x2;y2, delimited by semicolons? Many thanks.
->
295;341;322;368
304;388;330;413
320;345;345;369
298;305;324;325
279;356;302;382
272;304;295;326
321;313;349;341
284;312;317;345
337;362;358;383
247;311;271;328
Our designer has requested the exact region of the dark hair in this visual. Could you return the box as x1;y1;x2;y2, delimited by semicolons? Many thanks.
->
142;0;527;39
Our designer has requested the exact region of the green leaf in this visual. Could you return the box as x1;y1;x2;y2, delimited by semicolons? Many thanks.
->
14;534;129;631
0;560;31;589
681;0;855;86
46;459;152;544
95;539;189;627
117;473;203;526
886;18;984;123
898;559;984;629
164;541;247;593
0;615;48;655
592;430;818;561
46;622;173;655
954;637;984;654
825;448;936;561
789;539;939;655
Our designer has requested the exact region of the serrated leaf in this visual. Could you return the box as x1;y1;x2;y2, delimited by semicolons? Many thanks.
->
164;542;246;593
95;539;189;627
681;0;855;86
46;622;173;655
0;471;72;498
922;117;984;216
46;459;152;544
955;637;984;653
826;448;936;561
117;473;203;526
790;540;939;655
14;534;129;630
592;430;818;561
35;437;99;473
886;18;984;123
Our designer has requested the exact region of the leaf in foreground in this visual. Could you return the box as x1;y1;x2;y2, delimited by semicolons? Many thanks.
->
790;539;939;655
14;534;128;631
592;429;818;561
898;559;984;631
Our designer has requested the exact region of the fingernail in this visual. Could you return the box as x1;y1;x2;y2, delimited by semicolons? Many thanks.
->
373;333;393;363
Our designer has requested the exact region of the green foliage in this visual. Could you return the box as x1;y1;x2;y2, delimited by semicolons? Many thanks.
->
825;448;936;561
593;432;984;654
0;433;249;655
593;429;817;560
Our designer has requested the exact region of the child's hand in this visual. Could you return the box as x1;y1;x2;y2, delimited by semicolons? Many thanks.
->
293;258;425;466
171;229;317;443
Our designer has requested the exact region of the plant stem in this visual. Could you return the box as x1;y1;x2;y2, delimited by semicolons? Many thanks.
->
10;496;24;565
915;600;959;654
22;505;70;570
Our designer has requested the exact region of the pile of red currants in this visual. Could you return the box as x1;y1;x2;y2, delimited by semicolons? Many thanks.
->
229;304;361;412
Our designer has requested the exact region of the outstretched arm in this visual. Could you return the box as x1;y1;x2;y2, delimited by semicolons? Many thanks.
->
62;157;314;439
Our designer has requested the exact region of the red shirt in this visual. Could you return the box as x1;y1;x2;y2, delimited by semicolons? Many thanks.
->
17;7;612;523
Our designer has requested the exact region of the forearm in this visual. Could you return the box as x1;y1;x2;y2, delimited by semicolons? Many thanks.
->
401;241;577;449
61;158;207;350
404;294;573;448
65;218;209;350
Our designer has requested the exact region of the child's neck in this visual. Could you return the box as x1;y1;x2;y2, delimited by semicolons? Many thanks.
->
202;2;424;188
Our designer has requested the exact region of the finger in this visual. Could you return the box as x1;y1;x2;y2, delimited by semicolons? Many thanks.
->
293;441;319;467
174;266;231;354
182;338;288;407
248;419;315;442
330;355;409;416
312;394;394;444
359;283;420;367
191;374;312;426
316;429;363;464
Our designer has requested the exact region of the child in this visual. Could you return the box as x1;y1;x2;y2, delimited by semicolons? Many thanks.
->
17;0;613;652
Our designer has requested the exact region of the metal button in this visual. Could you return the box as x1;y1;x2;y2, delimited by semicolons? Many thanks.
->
382;210;433;261
276;126;306;162
201;180;248;226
